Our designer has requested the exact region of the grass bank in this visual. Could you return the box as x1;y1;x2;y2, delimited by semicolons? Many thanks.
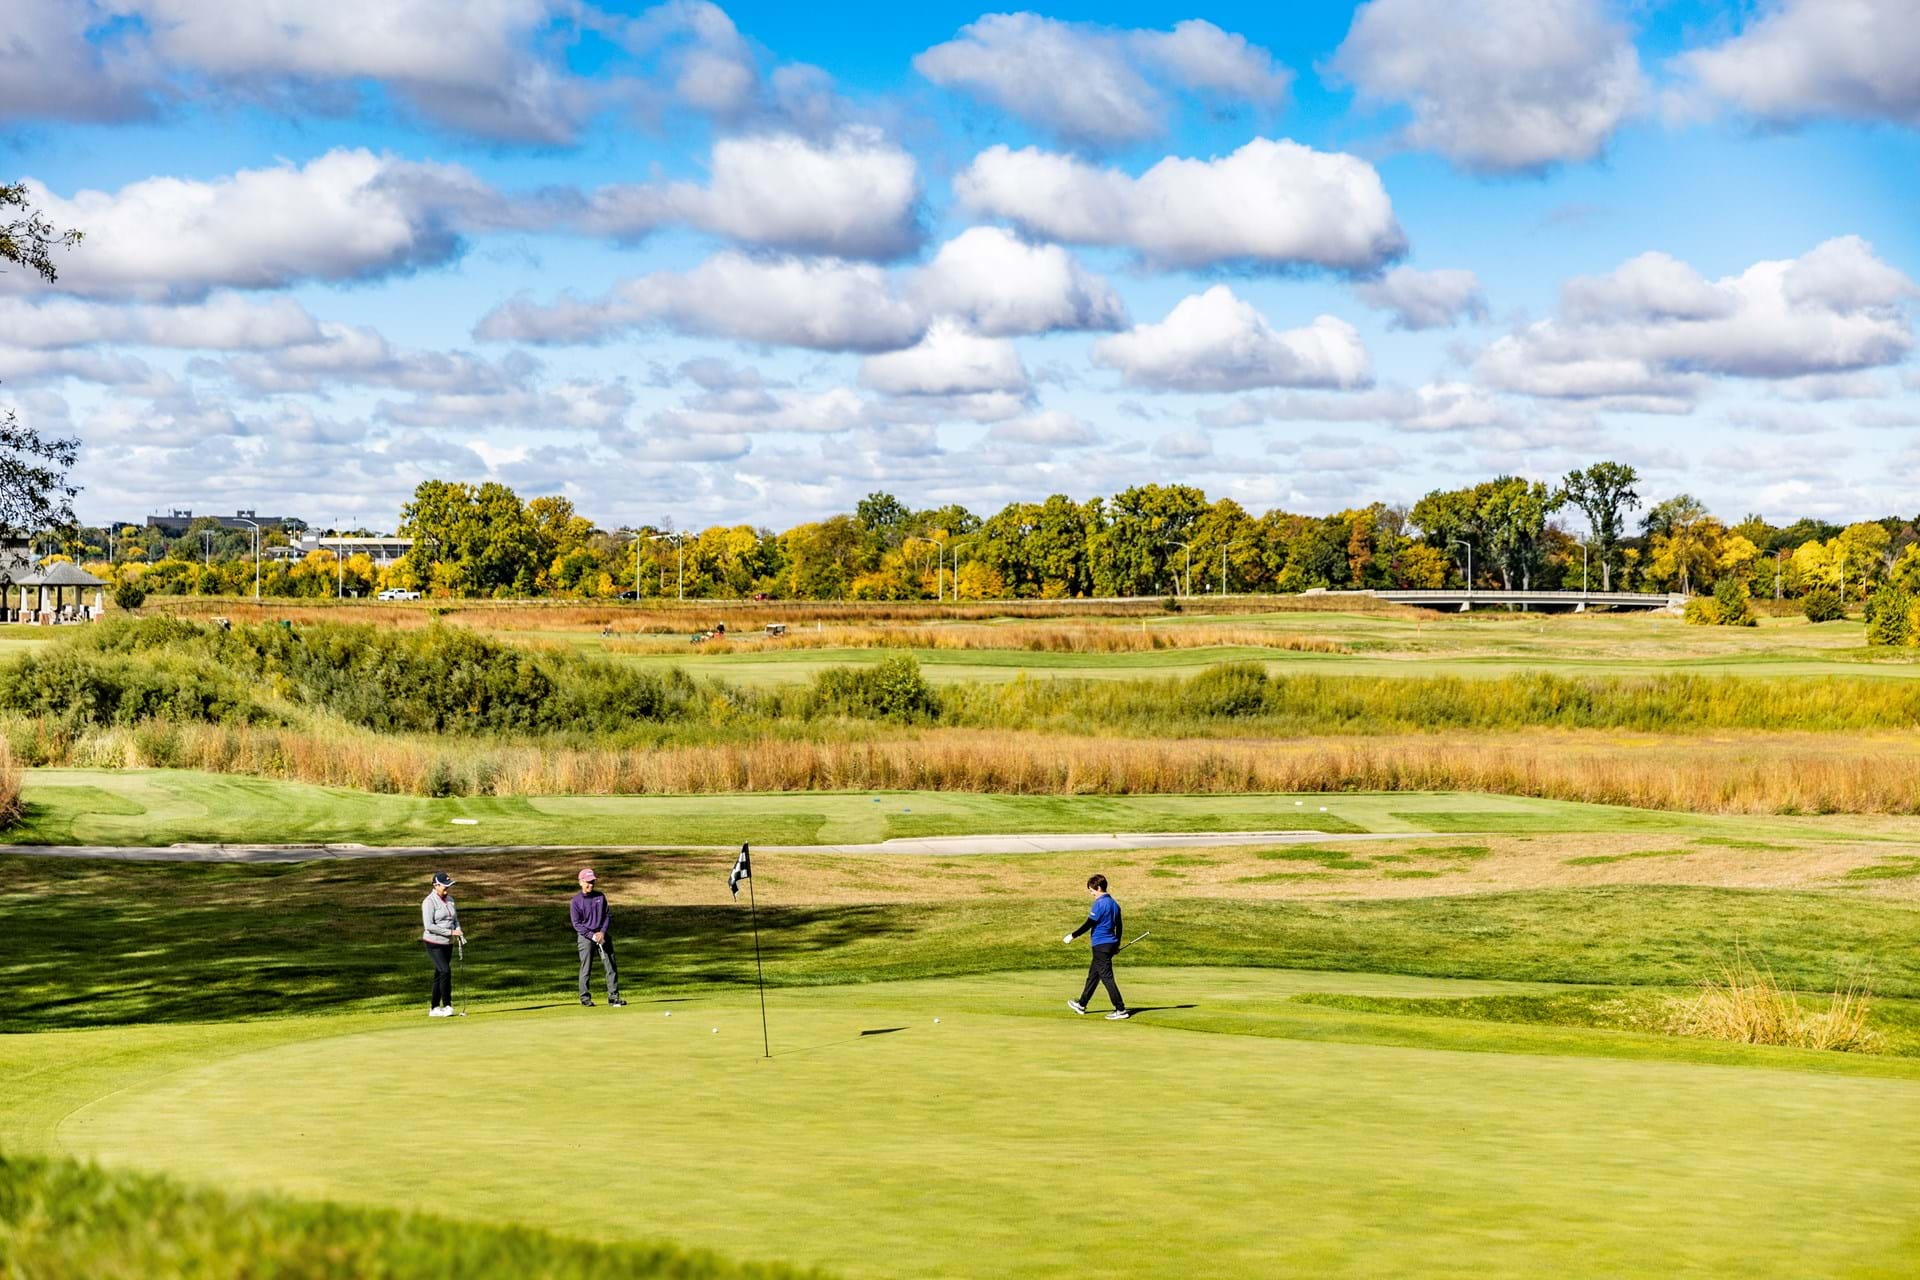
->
0;1152;816;1279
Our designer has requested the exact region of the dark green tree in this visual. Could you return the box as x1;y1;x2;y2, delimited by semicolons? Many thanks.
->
1558;462;1640;590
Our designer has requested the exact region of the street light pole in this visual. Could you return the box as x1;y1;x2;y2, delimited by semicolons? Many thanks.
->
336;522;345;599
647;532;684;601
238;518;261;602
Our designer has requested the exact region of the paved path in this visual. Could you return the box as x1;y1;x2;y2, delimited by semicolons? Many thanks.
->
0;830;1429;864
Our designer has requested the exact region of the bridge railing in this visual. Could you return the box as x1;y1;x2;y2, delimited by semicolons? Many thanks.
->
1373;589;1685;604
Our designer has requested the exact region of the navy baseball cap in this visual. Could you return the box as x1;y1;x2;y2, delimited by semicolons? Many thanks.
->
433;871;455;886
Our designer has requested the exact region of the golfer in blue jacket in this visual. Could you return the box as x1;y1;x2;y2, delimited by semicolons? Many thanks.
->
1064;873;1129;1019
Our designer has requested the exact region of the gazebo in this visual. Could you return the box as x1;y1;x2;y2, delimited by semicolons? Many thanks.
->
9;561;108;623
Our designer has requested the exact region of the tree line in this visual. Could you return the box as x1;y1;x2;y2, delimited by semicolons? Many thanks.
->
53;467;1920;607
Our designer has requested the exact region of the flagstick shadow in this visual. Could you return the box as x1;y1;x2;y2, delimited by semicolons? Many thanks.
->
767;1028;911;1059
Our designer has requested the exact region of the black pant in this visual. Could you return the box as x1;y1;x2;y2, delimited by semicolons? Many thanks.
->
1078;943;1124;1010
426;941;453;1008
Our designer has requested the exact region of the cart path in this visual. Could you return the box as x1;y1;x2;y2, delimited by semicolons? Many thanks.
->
0;830;1442;863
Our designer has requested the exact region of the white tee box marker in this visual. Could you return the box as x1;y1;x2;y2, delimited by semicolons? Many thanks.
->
450;818;479;826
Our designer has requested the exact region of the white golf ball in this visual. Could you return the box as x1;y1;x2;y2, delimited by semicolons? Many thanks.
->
712;1027;718;1034
664;1011;670;1018
933;1018;941;1024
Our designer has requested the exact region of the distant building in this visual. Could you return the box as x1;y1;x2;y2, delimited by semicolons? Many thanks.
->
293;532;415;567
146;509;301;537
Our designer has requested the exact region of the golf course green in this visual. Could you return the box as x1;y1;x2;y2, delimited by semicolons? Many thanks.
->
9;969;1919;1278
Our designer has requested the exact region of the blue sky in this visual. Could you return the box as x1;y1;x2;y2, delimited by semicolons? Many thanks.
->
3;0;1917;532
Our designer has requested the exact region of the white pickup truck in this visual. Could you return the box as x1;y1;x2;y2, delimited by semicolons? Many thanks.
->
377;588;422;601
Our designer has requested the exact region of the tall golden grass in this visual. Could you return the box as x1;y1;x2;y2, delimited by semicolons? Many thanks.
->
1669;952;1878;1052
607;625;1348;656
0;739;20;828
10;720;1920;813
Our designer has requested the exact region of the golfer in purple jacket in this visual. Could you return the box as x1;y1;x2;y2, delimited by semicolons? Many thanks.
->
571;868;625;1007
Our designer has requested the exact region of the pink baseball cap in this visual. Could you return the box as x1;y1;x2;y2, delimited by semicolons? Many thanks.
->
578;867;596;882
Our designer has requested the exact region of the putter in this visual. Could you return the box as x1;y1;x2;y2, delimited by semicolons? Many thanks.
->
1116;931;1152;952
594;938;613;1003
456;936;467;1017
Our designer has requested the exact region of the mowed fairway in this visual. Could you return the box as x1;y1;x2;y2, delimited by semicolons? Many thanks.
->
17;970;1919;1278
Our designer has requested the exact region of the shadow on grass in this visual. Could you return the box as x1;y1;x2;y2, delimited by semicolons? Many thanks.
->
0;900;919;1032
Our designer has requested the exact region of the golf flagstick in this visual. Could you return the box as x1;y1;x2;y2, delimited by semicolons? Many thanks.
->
1116;930;1151;952
730;842;770;1059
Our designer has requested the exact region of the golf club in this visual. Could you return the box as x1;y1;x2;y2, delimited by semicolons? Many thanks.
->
1116;931;1151;952
594;937;616;1005
456;936;467;1017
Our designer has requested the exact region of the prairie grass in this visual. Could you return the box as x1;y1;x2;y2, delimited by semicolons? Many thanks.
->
608;624;1349;656
0;740;20;828
1670;951;1878;1052
10;720;1920;814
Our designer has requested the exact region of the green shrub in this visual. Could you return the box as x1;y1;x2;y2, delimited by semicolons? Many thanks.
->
0;647;269;727
1188;661;1271;716
1711;577;1757;627
112;581;147;610
1802;587;1846;623
1683;598;1719;626
1864;586;1913;646
63;618;709;736
808;654;940;722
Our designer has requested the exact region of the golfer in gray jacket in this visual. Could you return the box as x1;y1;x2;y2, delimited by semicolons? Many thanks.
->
421;871;464;1017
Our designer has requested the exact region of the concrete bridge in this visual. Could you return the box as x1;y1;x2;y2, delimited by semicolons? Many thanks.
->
1370;588;1687;613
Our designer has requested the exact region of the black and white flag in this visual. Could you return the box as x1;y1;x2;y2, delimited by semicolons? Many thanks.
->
728;843;751;898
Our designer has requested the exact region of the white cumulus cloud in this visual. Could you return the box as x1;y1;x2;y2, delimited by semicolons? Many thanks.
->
1091;286;1373;393
955;139;1404;273
1329;0;1645;174
1353;267;1488;330
13;149;480;301
1677;0;1920;128
910;227;1127;337
475;252;925;353
914;14;1288;147
1474;236;1917;407
860;322;1030;397
580;129;923;259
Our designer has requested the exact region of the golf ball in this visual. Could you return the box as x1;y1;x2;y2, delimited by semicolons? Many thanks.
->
933;1018;940;1024
664;1011;671;1018
712;1027;718;1034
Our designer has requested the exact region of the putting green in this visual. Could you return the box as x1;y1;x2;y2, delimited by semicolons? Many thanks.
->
33;969;1920;1277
